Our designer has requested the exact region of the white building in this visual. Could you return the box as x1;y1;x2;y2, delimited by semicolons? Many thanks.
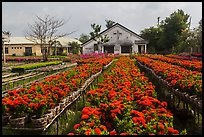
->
82;23;148;54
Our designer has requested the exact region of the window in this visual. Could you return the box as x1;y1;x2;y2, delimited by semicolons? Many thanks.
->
14;47;16;49
25;47;32;56
5;47;8;54
12;47;13;49
20;47;22;49
17;47;19;49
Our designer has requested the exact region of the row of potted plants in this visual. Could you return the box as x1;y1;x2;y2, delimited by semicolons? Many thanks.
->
142;54;202;72
76;57;114;66
11;61;63;73
2;57;114;128
2;56;63;62
135;56;202;97
166;54;202;61
68;56;186;135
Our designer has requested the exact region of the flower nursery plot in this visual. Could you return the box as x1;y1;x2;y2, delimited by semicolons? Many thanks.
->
142;54;202;72
2;54;201;135
2;56;114;133
68;56;186;135
135;55;202;97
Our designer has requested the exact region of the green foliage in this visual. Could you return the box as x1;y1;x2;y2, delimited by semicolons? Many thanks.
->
79;33;90;43
159;9;190;53
48;55;67;58
105;19;115;28
11;61;62;73
140;27;162;53
89;23;110;52
186;19;202;53
140;9;191;54
90;23;102;40
69;41;81;54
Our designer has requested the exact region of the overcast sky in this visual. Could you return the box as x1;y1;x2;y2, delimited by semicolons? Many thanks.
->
2;2;202;39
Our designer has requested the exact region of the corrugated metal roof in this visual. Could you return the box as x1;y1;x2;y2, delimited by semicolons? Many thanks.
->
4;37;82;46
4;37;34;44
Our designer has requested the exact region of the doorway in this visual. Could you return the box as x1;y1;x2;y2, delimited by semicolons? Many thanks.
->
121;45;132;54
104;46;114;53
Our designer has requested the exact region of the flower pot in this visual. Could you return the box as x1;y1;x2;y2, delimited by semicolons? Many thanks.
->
9;115;26;128
31;115;48;128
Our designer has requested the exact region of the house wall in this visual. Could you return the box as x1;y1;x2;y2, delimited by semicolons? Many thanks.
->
4;44;43;56
83;24;146;54
32;45;42;56
82;41;97;54
104;25;143;43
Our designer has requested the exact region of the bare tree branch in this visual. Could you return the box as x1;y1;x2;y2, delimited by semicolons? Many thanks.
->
25;14;76;61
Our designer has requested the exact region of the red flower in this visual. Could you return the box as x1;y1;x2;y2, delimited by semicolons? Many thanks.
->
82;107;91;115
167;127;179;134
88;120;95;127
161;101;167;108
94;127;101;135
81;114;89;119
85;129;92;135
73;124;80;129
111;113;116;119
158;122;164;130
100;125;107;131
67;132;74;135
110;130;117;135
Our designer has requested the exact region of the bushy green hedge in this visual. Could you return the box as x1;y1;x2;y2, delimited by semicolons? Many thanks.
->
48;55;67;58
11;61;62;73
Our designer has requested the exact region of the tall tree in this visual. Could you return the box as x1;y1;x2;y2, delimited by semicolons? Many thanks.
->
105;20;115;28
26;15;75;61
140;26;162;53
186;18;202;53
79;33;90;43
159;9;190;53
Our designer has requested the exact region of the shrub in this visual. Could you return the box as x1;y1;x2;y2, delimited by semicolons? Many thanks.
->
11;61;62;73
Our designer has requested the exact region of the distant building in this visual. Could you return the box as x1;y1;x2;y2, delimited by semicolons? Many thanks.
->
82;23;148;54
3;37;82;56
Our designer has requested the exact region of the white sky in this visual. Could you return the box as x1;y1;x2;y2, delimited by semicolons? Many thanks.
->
2;2;202;39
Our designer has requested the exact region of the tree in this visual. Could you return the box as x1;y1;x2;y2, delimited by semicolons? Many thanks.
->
79;33;90;43
159;9;190;53
186;18;202;53
105;20;115;28
195;19;202;53
89;23;109;52
68;41;81;54
26;15;75;61
140;26;162;53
